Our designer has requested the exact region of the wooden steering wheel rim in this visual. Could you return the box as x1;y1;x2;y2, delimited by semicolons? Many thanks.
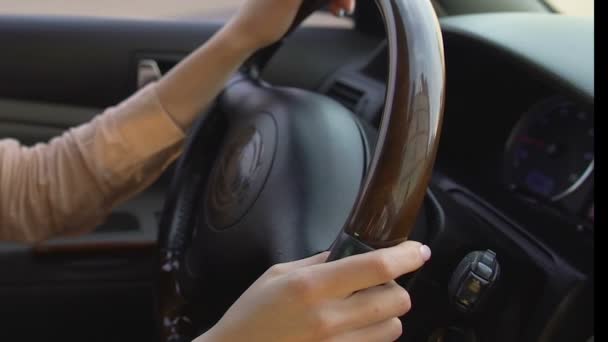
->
339;0;445;247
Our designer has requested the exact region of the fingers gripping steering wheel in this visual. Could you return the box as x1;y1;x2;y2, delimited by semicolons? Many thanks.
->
157;0;445;340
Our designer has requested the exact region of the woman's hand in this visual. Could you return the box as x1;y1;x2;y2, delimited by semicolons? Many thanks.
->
226;0;356;51
195;240;431;342
155;0;356;137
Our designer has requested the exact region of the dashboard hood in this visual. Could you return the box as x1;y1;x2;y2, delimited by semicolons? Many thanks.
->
440;13;594;103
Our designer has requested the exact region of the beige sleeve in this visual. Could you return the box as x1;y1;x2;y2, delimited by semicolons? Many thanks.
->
0;82;185;243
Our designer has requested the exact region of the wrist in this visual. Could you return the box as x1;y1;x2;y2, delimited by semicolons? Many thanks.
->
219;20;264;57
192;326;229;342
192;332;212;342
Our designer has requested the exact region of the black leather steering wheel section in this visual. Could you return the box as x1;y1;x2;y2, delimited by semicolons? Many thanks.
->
157;77;370;340
157;0;445;340
189;76;368;303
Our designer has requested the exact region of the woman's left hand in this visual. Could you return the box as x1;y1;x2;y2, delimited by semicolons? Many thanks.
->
228;0;356;51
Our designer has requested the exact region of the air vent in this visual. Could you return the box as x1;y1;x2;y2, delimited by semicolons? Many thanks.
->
326;80;365;111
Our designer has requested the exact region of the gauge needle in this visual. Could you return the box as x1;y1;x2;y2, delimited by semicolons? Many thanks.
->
519;135;545;148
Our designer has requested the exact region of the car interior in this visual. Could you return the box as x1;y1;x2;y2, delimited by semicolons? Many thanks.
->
0;0;594;341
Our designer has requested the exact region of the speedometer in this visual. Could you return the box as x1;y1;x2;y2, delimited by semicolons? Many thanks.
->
504;97;594;202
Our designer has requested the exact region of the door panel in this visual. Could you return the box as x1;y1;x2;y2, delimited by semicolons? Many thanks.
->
0;16;220;341
0;98;98;144
0;15;218;107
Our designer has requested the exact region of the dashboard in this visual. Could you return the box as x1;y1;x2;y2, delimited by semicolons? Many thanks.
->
299;13;595;273
433;15;594;273
306;13;595;341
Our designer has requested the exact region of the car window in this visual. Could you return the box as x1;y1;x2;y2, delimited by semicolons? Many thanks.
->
545;0;594;16
0;0;352;27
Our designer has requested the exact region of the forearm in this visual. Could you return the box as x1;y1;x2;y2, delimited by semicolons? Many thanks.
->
0;84;184;243
156;23;257;130
0;16;266;243
0;21;261;243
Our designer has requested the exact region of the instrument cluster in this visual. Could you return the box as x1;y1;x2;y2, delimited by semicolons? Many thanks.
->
503;96;594;226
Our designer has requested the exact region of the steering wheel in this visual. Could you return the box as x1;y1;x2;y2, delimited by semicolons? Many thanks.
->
157;0;445;340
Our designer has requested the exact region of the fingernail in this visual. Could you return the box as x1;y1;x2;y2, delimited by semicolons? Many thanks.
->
420;245;432;262
336;8;346;17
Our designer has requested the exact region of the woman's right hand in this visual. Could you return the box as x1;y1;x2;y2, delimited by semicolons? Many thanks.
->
194;240;431;342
